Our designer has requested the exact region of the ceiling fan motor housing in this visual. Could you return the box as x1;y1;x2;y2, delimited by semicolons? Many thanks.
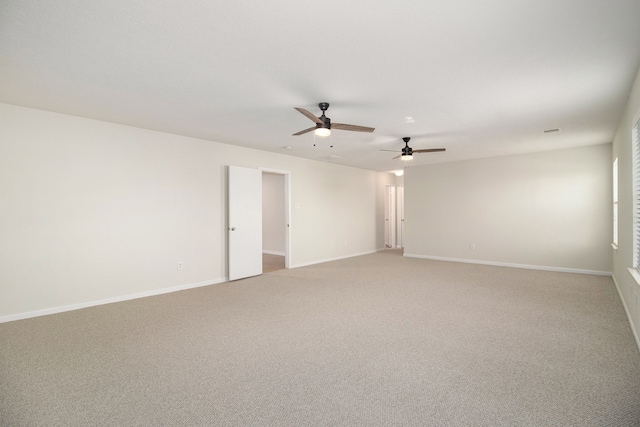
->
402;137;412;155
318;116;331;128
317;103;331;130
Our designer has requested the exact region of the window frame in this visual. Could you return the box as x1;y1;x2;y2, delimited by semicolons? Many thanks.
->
633;115;640;270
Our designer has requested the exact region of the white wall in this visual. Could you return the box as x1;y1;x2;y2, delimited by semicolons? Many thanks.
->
404;144;612;274
612;66;640;348
262;172;285;255
0;103;385;319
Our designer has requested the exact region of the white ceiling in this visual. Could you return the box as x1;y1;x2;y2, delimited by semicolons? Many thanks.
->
2;0;640;172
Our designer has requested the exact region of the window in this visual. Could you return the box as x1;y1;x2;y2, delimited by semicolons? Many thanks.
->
634;116;640;270
613;157;618;247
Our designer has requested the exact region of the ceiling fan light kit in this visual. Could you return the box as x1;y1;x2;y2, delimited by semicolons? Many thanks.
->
315;125;331;137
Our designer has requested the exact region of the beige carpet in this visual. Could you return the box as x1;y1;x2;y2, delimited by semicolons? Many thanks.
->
1;250;639;426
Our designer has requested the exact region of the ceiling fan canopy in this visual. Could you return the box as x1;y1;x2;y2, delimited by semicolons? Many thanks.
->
293;102;375;137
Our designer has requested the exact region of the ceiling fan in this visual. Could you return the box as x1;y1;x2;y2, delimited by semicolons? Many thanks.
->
293;102;375;137
381;137;446;160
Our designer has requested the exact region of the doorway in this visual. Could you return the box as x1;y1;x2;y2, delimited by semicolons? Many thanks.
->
228;166;290;281
385;185;396;248
397;186;404;248
261;169;290;273
384;185;404;249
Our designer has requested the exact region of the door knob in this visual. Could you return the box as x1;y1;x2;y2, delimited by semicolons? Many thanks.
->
230;227;236;231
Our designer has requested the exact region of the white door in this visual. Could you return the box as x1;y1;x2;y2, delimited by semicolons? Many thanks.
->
228;165;262;281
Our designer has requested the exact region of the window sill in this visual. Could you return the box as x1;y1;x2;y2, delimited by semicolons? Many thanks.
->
628;268;640;287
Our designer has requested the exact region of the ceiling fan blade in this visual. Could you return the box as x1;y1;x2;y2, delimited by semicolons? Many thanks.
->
294;107;323;124
392;154;402;160
292;126;316;136
332;123;375;133
414;148;446;153
380;149;399;152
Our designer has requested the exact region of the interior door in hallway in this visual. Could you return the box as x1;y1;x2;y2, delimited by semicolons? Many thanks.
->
228;165;262;281
385;185;396;248
397;186;404;248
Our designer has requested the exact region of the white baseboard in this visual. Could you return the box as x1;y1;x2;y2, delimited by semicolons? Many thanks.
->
262;250;286;256
0;278;227;324
290;249;379;269
612;274;640;353
403;253;612;276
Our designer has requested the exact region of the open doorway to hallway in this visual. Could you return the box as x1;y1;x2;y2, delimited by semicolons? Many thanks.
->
384;184;404;249
262;171;289;273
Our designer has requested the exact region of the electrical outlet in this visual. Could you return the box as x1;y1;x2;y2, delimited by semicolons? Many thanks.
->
177;261;184;270
469;244;476;251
